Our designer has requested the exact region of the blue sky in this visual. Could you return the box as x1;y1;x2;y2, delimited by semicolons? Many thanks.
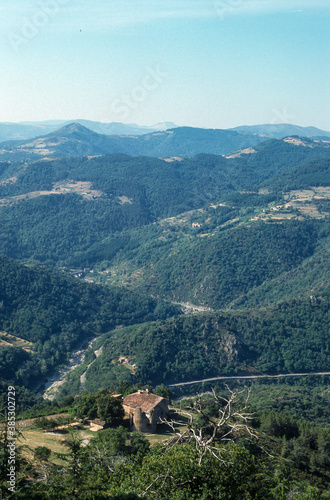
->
1;0;330;129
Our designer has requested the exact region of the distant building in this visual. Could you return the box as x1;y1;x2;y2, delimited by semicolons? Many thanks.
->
123;390;169;433
84;418;107;431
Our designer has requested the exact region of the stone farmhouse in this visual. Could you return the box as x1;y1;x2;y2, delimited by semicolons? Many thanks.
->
123;390;170;433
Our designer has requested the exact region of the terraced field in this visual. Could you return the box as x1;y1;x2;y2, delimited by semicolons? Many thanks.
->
0;331;34;352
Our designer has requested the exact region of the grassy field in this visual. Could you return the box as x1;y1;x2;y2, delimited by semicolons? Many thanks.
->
19;427;99;466
15;414;183;466
143;419;188;445
19;428;69;464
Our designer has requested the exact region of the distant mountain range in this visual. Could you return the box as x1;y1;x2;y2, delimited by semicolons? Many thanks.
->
0;120;177;143
0;120;329;145
0;123;283;160
230;123;330;139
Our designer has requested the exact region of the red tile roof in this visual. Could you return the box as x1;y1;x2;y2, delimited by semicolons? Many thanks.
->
123;391;166;413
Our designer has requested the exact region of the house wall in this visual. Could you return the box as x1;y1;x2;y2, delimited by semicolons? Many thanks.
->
133;407;151;433
124;398;170;433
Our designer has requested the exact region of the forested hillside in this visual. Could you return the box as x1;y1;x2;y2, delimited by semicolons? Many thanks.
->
56;286;329;394
0;129;329;401
0;123;268;160
0;255;179;393
1;137;329;266
98;218;328;308
0;126;329;498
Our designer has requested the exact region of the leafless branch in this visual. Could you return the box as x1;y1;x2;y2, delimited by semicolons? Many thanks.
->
161;386;258;465
141;473;197;496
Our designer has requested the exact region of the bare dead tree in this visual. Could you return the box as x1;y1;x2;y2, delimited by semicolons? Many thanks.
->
161;385;258;465
141;473;197;497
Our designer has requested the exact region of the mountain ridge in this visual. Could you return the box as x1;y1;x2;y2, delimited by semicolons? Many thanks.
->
1;119;329;145
0;119;178;143
230;123;330;139
3;122;330;161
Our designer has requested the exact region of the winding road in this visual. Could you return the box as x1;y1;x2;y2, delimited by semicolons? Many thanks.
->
169;371;330;387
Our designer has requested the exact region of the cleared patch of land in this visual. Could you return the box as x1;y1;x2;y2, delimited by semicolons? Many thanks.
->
118;195;133;204
225;147;257;159
0;180;105;206
17;420;94;465
252;187;330;222
162;156;184;162
15;415;178;466
0;175;18;186
20;428;68;464
0;331;34;352
172;302;213;314
53;180;105;199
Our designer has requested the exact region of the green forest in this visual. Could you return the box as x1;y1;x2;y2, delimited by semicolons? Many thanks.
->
0;129;329;498
0;138;329;266
1;384;330;498
55;286;329;394
0;255;179;396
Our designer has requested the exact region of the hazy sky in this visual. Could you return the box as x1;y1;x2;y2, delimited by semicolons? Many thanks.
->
1;0;330;129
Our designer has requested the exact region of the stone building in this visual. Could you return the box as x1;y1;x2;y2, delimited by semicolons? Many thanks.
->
123;390;169;433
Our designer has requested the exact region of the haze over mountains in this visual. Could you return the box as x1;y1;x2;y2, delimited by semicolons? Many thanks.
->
1;121;330;162
0;120;329;151
0;120;177;143
230;123;330;139
0;123;263;160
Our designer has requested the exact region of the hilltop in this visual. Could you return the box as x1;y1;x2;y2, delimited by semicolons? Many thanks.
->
1;119;330;145
0;119;177;143
230;123;330;139
0;123;271;160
